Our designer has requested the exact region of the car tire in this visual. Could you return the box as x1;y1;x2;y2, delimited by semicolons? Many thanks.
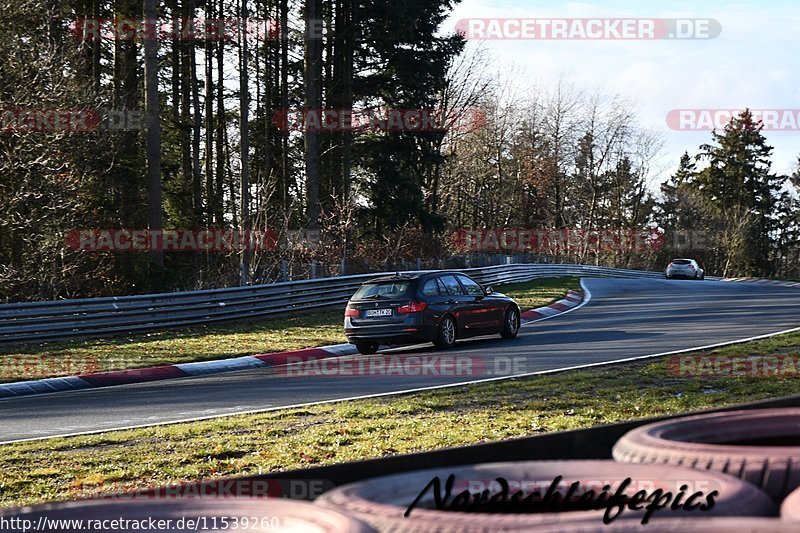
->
500;306;520;339
613;408;800;500
314;460;775;531
781;485;800;521
433;315;457;349
355;343;379;355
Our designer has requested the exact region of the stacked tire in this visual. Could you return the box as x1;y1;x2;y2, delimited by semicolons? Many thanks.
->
612;408;800;528
306;407;800;531
313;460;775;531
613;409;800;500
781;484;800;522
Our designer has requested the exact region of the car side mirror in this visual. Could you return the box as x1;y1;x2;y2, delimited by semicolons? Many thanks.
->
485;286;493;295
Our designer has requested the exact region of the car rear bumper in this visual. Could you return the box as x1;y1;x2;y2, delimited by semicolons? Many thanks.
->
666;269;698;278
344;323;437;345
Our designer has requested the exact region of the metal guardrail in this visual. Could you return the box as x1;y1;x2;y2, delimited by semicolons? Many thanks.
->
0;264;666;344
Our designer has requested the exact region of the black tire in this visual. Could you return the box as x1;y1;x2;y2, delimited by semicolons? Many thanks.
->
782;485;800;521
355;343;379;355
500;306;520;339
535;518;793;532
314;460;775;531
613;408;800;500
531;518;794;532
781;482;800;526
433;315;457;349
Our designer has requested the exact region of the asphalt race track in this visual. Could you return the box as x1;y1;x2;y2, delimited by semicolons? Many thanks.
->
2;277;800;443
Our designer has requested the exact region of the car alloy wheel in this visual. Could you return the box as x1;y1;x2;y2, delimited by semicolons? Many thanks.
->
434;316;456;348
501;307;520;339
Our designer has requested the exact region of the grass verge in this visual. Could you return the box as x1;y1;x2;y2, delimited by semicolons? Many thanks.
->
1;329;799;507
0;277;580;383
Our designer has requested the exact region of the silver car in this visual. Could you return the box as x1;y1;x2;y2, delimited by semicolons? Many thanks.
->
665;258;705;280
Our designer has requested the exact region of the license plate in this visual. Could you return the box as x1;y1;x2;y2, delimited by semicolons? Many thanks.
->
364;308;392;318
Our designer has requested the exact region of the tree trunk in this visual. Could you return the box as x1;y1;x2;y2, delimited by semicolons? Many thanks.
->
215;0;226;226
204;0;215;226
190;15;203;221
280;0;289;220
338;0;353;262
144;0;164;267
239;0;251;284
304;0;322;229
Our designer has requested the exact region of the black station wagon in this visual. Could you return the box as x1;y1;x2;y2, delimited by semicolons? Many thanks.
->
344;272;521;355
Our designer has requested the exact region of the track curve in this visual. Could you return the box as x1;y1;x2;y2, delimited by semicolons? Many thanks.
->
2;277;799;443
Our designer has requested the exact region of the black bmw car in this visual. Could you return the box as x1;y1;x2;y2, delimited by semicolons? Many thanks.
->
344;271;521;355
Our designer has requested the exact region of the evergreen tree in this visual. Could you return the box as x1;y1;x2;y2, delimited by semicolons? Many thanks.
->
658;152;695;227
692;109;784;276
352;0;465;233
655;152;708;260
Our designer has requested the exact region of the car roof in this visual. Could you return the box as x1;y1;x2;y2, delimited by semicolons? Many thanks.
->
364;271;468;283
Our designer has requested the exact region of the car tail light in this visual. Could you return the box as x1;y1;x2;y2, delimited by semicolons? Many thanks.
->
397;301;427;314
345;305;359;317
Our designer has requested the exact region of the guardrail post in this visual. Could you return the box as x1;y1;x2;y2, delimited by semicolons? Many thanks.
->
416;258;421;271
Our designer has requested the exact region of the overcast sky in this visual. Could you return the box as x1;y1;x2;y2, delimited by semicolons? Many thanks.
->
443;0;800;189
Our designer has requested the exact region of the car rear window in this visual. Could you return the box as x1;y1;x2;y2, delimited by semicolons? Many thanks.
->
353;281;414;300
671;259;691;265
